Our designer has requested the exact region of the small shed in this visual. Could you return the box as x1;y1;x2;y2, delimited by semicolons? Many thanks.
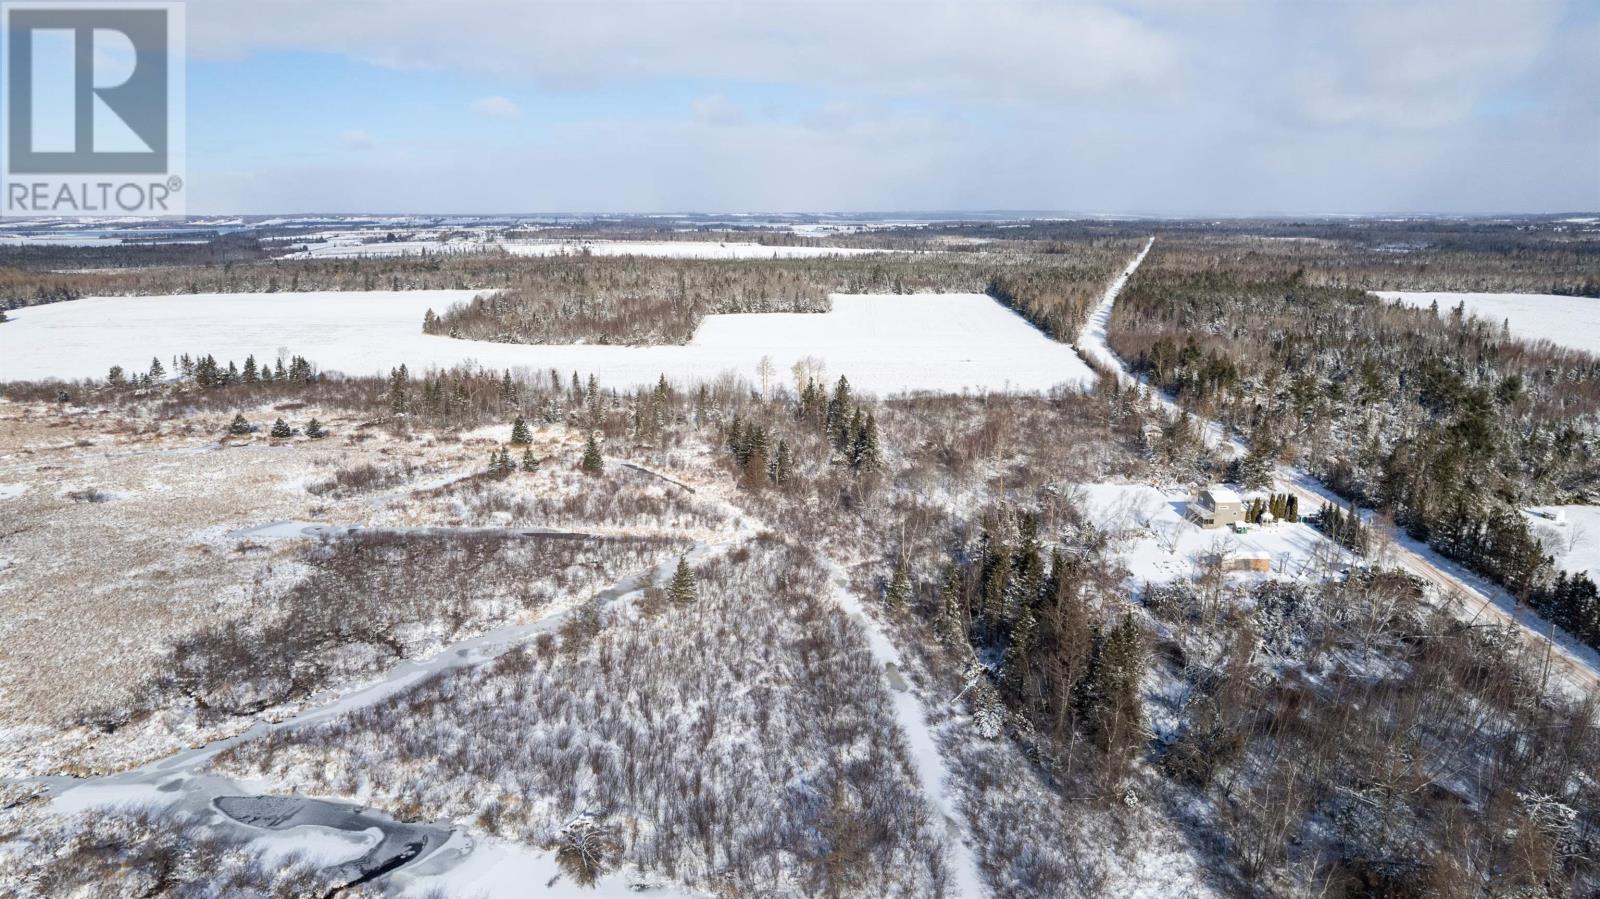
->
1221;550;1272;573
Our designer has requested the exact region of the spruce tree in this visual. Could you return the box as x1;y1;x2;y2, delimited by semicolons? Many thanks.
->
304;418;327;439
522;448;539;472
270;418;292;438
227;412;251;436
107;365;125;387
827;376;853;447
581;432;604;475
243;355;259;384
510;416;532;445
387;365;409;414
1003;601;1037;699
852;413;883;474
669;554;697;605
1239;442;1273;491
937;563;966;648
982;541;1012;639
885;557;911;609
148;356;165;381
772;439;792;488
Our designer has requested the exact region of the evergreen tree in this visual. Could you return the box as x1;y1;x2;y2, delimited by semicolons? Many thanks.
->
1238;442;1274;491
1079;615;1146;762
387;365;409;414
106;365;125;387
581;432;604;475
851;413;882;473
826;376;853;448
740;427;771;490
982;536;1013;639
1003;600;1037;700
936;563;966;648
510;416;532;445
521;448;539;472
227;412;251;436
585;374;602;424
304;418;327;439
669;554;697;605
772;439;792;488
148;356;165;381
885;557;911;610
242;355;259;384
270;418;292;438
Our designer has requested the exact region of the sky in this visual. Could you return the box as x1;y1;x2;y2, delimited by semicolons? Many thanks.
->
167;0;1600;214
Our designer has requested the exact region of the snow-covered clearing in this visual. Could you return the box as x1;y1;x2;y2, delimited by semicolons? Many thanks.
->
0;290;1095;394
283;236;898;260
500;239;896;259
1378;290;1600;356
1526;505;1600;582
1078;482;1349;584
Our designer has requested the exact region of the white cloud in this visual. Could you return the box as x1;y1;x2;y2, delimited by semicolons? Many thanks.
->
690;94;743;126
337;129;374;150
470;95;520;118
183;0;1598;213
189;0;1179;103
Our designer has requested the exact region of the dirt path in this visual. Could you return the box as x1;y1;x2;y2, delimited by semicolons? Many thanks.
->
629;461;988;897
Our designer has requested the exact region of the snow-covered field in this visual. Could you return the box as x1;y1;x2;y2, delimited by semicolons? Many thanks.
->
1378;290;1600;355
1527;505;1600;582
0;290;1095;394
284;236;895;260
500;239;893;259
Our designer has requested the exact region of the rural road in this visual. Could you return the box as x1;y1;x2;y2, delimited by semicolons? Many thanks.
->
1079;238;1600;698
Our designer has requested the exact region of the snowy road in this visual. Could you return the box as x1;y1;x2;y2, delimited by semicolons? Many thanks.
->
1077;239;1600;698
821;559;987;899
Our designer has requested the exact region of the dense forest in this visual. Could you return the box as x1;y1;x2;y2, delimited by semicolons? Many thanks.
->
425;244;1135;345
1107;236;1600;650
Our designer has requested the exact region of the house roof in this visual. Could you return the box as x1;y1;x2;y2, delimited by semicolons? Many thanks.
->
1224;550;1272;561
1202;486;1242;505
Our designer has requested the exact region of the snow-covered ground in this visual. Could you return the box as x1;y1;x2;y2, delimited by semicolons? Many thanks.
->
282;236;897;260
500;239;894;259
0;290;1095;394
1378;290;1600;356
1526;505;1600;582
1078;482;1347;585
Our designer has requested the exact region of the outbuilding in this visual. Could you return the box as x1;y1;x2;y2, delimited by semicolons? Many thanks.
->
1221;550;1272;573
